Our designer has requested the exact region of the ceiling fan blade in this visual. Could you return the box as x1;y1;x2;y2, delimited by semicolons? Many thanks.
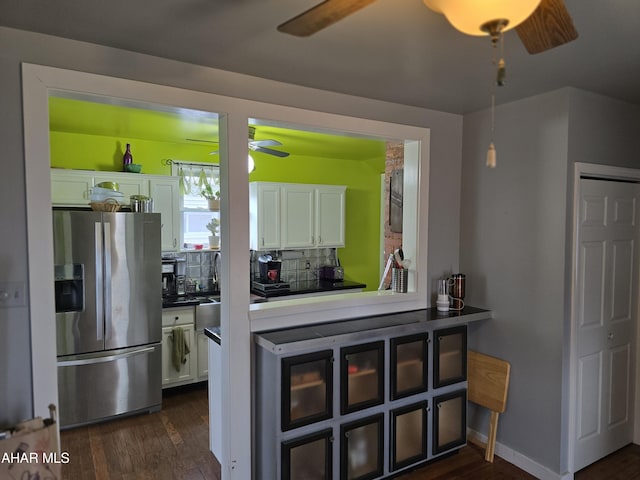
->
250;144;290;157
250;139;282;148
515;0;578;54
278;0;376;37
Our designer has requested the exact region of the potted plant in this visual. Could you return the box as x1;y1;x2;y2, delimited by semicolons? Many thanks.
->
206;217;220;248
201;183;220;211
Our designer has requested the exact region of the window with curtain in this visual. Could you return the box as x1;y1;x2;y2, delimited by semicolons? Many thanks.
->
171;161;220;249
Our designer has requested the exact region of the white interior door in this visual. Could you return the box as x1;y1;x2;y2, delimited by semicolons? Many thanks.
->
574;178;640;470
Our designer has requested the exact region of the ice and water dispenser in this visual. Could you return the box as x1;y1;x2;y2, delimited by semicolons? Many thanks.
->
54;264;84;313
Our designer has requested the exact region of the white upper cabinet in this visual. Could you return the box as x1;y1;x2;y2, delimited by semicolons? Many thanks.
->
50;170;94;205
93;173;149;203
149;177;180;252
281;184;315;249
250;182;346;250
315;185;346;247
250;182;281;250
50;169;180;252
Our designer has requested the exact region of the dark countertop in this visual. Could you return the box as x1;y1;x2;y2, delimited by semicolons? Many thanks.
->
255;306;491;354
251;279;366;299
163;293;267;308
206;306;491;350
162;293;218;308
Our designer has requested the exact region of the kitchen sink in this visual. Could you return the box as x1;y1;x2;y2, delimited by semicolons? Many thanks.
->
195;296;220;330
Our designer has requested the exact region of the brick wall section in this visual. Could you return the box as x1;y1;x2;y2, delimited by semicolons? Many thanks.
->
383;141;404;288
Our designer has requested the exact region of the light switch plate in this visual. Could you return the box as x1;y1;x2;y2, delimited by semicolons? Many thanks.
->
0;281;27;308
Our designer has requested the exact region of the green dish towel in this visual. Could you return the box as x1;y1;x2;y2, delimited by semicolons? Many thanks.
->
172;327;190;372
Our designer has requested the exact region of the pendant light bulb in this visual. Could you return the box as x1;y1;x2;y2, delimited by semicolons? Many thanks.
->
486;142;497;168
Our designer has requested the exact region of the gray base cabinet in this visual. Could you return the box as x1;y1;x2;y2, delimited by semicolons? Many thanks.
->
255;309;488;479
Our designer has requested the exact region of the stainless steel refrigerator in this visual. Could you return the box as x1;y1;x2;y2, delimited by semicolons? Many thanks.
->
53;210;162;428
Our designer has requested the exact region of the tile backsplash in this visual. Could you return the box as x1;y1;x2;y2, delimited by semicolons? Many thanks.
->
164;250;217;293
250;248;339;283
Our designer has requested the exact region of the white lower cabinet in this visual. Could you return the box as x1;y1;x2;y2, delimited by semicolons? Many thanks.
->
162;324;196;386
197;331;209;381
161;307;196;388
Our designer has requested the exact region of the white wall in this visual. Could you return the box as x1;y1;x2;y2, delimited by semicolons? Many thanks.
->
461;89;571;474
461;87;640;477
0;25;463;429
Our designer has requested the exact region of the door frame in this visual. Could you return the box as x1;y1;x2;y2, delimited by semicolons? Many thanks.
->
567;162;640;474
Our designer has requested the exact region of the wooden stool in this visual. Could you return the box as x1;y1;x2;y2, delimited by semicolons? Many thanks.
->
467;350;511;462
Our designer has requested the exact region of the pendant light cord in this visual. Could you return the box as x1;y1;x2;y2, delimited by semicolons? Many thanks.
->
486;31;504;169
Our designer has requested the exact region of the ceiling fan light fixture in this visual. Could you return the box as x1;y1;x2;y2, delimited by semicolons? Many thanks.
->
422;0;541;36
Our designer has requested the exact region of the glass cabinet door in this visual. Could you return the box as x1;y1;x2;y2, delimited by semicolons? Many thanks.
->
282;350;333;431
340;414;384;480
282;429;333;480
391;333;429;400
390;401;428;471
433;326;467;388
340;341;385;414
433;390;467;455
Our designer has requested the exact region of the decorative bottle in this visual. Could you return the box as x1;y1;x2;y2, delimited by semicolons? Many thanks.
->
122;143;133;169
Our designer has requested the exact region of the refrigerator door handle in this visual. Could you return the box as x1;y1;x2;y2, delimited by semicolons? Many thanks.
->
57;346;157;367
103;220;112;340
95;221;104;342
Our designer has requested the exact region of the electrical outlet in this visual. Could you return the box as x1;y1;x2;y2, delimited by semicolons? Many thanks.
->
0;281;27;308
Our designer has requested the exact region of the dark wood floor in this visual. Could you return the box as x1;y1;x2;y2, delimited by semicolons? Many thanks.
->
60;384;640;479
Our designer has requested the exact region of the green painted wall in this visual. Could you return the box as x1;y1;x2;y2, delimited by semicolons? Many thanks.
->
49;96;386;291
49;131;216;174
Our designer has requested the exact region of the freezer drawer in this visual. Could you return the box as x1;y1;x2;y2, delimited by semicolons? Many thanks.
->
57;343;162;428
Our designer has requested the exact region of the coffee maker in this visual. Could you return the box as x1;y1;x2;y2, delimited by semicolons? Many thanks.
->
162;259;177;297
162;257;187;297
258;254;282;283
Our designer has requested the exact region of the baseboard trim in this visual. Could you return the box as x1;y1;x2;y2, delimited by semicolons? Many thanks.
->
467;429;573;480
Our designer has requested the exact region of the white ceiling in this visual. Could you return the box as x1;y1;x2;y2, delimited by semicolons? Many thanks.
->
1;0;639;114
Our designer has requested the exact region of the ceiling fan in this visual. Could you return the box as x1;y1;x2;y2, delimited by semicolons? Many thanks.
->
210;126;290;157
277;0;578;54
248;126;290;157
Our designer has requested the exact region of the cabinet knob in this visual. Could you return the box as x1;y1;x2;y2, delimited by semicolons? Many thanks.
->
608;332;614;340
